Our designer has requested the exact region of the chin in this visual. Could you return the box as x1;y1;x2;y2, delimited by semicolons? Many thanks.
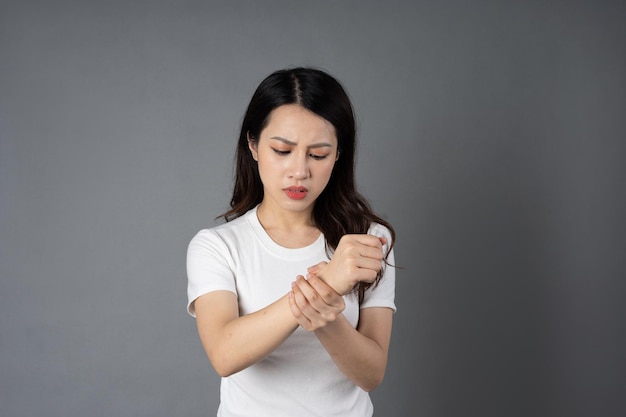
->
283;199;315;212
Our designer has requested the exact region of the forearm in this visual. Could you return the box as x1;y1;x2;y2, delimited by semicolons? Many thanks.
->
196;293;299;377
314;313;389;392
289;274;392;391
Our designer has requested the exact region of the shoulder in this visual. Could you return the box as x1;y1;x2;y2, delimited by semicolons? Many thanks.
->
190;211;253;246
211;210;253;235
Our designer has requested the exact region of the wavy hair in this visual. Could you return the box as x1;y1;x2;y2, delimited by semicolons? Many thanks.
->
221;67;395;302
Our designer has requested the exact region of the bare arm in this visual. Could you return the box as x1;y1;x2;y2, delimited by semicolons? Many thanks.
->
316;307;393;391
194;290;299;377
289;275;393;391
313;234;386;295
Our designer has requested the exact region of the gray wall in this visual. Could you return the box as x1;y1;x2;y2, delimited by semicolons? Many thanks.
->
1;1;624;416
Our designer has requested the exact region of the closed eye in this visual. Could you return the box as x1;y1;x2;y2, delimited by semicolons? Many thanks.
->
272;148;329;160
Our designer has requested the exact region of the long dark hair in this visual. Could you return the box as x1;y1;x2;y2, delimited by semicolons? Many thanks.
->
221;67;395;302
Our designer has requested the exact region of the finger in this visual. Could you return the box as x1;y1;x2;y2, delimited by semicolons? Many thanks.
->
301;275;344;323
288;290;312;328
292;278;327;318
357;244;384;261
291;281;333;328
353;267;379;284
293;276;326;311
356;234;385;248
355;256;384;272
288;290;302;317
305;274;344;307
307;261;328;275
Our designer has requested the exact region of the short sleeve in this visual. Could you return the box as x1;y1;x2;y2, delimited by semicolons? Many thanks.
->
186;229;237;317
360;224;396;312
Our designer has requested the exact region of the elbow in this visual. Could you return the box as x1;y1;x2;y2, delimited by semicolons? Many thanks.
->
359;373;385;393
210;360;239;378
210;357;233;377
360;382;381;393
205;349;234;378
213;365;236;378
206;349;240;378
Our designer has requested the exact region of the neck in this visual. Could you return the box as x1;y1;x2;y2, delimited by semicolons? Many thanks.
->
256;202;316;232
256;203;320;249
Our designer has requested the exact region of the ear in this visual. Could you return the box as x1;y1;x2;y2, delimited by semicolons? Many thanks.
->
247;132;258;161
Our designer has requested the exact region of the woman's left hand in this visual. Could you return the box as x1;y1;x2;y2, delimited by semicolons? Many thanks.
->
288;274;345;331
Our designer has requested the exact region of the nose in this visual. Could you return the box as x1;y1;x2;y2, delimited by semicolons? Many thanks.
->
288;151;310;180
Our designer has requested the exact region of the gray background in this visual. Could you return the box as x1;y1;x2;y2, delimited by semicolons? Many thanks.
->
1;1;624;416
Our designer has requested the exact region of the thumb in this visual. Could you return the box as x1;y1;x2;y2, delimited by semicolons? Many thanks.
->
307;261;328;274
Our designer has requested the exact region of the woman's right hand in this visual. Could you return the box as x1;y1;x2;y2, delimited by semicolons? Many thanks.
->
311;234;386;295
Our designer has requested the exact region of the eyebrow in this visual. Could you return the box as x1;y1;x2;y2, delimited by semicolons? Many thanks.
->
269;136;333;149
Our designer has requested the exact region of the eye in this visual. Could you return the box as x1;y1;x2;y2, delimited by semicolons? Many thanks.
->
309;154;329;161
272;148;290;156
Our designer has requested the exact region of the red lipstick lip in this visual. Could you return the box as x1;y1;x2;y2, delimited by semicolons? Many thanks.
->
283;186;308;200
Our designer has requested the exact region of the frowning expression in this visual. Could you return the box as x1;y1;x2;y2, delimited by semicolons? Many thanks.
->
249;104;339;215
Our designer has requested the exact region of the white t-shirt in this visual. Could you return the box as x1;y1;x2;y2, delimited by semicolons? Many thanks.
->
187;206;396;417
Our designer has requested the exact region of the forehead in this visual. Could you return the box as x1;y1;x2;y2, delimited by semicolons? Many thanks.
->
261;104;337;145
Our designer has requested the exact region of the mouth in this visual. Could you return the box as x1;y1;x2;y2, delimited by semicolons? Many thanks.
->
283;186;308;200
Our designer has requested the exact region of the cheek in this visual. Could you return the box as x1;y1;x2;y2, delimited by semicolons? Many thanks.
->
256;156;283;182
256;161;272;180
317;161;336;181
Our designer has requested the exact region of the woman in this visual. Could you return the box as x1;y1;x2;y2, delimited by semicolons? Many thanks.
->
187;67;396;416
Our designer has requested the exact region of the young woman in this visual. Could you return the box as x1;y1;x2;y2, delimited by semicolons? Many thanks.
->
187;67;396;416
